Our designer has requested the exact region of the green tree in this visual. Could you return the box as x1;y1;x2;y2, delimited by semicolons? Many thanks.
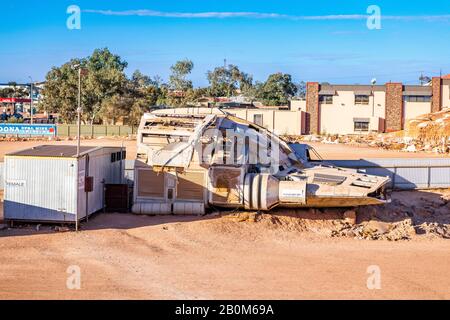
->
131;70;152;88
207;64;253;98
84;48;129;124
0;82;29;99
41;48;129;124
295;81;307;99
256;73;297;106
169;59;194;91
41;58;83;122
123;69;166;125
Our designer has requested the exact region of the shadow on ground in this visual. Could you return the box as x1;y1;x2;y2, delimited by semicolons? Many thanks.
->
1;189;449;240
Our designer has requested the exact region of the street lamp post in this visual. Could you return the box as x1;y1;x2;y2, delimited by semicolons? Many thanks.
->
72;64;83;157
77;67;82;157
28;76;33;124
72;64;84;232
371;78;377;118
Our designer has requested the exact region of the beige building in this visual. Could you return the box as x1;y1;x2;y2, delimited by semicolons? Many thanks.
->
157;75;450;136
153;106;307;136
303;76;450;135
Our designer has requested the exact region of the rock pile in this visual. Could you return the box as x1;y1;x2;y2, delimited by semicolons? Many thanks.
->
283;108;450;155
226;189;450;241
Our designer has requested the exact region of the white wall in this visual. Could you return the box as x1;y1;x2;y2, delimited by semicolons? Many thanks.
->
403;101;431;120
320;91;385;135
290;100;306;112
442;82;450;109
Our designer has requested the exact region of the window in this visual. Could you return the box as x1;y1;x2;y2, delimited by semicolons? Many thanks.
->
404;95;431;102
354;121;369;132
319;95;333;104
253;114;263;126
355;95;370;105
111;153;116;163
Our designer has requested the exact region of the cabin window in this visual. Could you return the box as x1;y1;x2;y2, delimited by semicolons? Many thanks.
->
319;95;333;104
355;95;370;105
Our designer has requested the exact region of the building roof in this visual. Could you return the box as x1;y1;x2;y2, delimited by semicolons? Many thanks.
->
402;85;432;96
319;83;432;96
319;84;386;93
442;74;450;80
6;145;101;158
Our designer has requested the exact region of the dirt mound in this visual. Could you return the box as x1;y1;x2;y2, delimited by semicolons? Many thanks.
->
405;108;450;145
216;189;450;241
283;108;450;155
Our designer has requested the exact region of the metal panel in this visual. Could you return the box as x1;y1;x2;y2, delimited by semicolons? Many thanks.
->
3;146;125;223
4;157;78;222
353;118;370;123
137;169;165;198
0;162;4;189
318;89;336;95
177;171;205;201
403;91;432;96
83;147;125;217
326;158;450;190
124;160;135;186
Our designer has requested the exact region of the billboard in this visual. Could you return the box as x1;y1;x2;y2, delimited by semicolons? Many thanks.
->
0;98;32;103
0;124;57;136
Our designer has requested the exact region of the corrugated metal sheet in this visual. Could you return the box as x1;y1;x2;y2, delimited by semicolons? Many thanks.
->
327;158;450;190
3;147;125;222
4;157;78;222
0;162;4;189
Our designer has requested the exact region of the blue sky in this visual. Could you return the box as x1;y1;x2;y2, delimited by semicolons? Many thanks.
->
1;0;450;86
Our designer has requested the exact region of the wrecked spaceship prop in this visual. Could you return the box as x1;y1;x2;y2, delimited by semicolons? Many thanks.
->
132;108;390;214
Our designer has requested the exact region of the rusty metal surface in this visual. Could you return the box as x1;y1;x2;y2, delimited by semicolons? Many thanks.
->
105;184;129;213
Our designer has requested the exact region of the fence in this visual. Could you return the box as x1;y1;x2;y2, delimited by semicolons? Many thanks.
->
0;124;137;138
56;124;137;137
327;158;450;190
2;158;450;192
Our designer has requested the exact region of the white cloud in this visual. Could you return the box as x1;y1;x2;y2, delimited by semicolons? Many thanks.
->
83;9;450;22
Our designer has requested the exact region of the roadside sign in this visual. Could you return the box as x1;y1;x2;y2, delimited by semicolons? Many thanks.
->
0;123;57;136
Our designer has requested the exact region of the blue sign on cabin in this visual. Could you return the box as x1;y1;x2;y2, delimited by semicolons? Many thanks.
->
0;124;57;136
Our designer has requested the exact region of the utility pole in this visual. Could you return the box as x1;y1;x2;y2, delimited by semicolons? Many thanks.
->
77;67;81;157
28;76;33;124
371;85;375;117
72;63;84;232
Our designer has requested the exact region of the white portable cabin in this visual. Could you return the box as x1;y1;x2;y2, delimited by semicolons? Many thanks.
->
3;145;125;223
